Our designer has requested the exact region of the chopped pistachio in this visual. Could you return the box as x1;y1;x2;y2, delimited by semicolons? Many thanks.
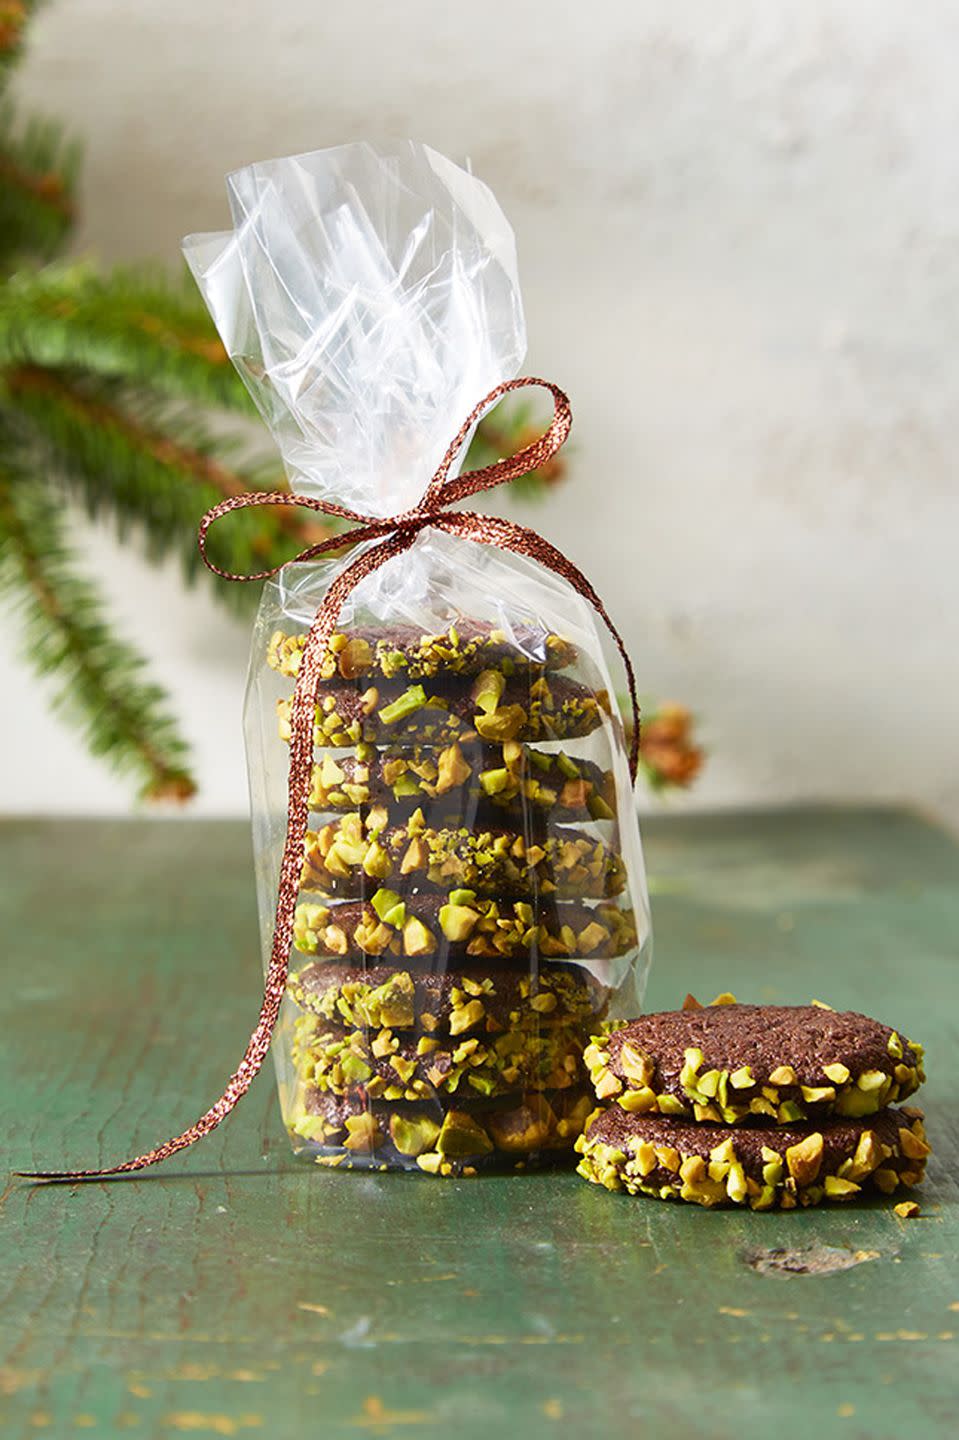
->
390;1114;441;1156
898;1127;931;1160
822;1174;860;1199
617;1088;657;1114
371;887;405;925
343;1113;379;1151
436;1110;495;1158
449;999;485;1035
337;636;373;678
339;1053;373;1083
438;903;479;942
435;742;472;794
378;685;427;725
474;705;527;741
471;668;506;715
785;1132;824;1187
477;766;509;797
594;1069;623;1099
402;915;436;958
835;1087;881;1118
800;1085;836;1104
618;1043;654;1086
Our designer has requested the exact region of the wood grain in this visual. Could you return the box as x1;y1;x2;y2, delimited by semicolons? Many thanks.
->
0;809;956;1438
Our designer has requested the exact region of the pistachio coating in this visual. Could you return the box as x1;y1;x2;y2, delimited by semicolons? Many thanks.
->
291;1013;587;1101
306;741;617;824
288;1086;596;1174
575;1105;931;1208
585;1002;925;1124
267;621;578;682
288;961;607;1034
300;812;626;900
292;891;637;965
277;672;609;749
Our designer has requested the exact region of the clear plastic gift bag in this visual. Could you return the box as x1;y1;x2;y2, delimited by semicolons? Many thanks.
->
184;142;652;1175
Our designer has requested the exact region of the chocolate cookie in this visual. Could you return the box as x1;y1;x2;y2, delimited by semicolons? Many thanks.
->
300;814;626;900
289;1086;595;1174
307;742;617;823
292;891;637;965
277;671;609;749
585;1003;924;1123
267;621;577;683
291;1014;586;1102
575;1104;931;1209
287;961;607;1034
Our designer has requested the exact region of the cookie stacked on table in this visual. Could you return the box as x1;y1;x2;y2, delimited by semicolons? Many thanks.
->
268;619;636;1175
576;995;930;1210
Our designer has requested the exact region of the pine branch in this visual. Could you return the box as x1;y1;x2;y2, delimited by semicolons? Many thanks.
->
0;263;254;409
0;101;79;265
0;3;33;80
0;433;195;800
3;365;339;605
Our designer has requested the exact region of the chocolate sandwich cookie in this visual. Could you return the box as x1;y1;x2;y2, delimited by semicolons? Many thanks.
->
277;671;608;749
584;1003;925;1124
287;961;606;1035
307;742;617;823
292;890;637;964
291;1014;586;1102
289;1087;596;1174
575;1104;931;1209
267;621;577;682
300;813;626;900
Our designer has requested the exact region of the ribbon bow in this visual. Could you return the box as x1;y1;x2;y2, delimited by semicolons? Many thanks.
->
21;377;638;1182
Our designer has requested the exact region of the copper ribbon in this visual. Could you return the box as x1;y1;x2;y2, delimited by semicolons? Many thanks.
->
20;377;639;1183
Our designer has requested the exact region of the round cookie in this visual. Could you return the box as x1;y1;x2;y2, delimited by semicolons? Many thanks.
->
288;962;608;1034
584;1003;924;1124
288;1086;595;1174
267;621;578;683
276;671;608;749
291;1014;586;1103
292;892;637;965
307;742;617;824
575;1104;931;1209
300;814;626;901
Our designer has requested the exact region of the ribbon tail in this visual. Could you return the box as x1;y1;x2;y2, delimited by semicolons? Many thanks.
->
16;531;417;1183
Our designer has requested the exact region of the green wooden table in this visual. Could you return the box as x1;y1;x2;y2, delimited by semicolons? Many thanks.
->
1;809;956;1438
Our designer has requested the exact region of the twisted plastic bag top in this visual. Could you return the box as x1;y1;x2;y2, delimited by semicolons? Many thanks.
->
182;142;526;518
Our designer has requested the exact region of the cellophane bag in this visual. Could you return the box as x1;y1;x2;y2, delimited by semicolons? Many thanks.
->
185;142;651;1175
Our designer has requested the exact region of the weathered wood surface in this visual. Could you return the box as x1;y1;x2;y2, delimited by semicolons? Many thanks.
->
0;808;956;1438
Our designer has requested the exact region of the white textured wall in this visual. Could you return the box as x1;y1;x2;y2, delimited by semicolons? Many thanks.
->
3;1;957;823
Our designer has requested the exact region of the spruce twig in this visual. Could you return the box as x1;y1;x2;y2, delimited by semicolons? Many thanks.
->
3;364;337;603
0;434;195;800
0;102;79;264
0;263;252;409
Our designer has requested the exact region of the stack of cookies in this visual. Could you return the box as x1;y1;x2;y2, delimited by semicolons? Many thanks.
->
267;619;639;1175
576;996;930;1209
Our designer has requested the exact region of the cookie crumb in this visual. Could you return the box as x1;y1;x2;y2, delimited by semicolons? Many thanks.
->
894;1201;921;1219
